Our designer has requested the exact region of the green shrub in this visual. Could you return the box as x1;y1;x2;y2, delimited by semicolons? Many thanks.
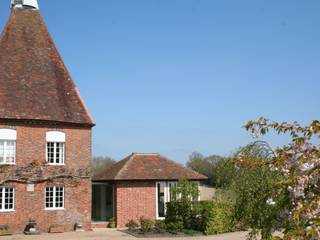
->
126;219;139;231
165;201;202;230
200;200;236;235
165;199;237;235
165;202;185;225
139;217;154;233
166;221;183;234
154;220;166;233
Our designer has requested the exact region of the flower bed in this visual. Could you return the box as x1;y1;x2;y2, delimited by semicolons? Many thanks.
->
123;229;203;238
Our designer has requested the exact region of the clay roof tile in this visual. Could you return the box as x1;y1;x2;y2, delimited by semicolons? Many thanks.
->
0;8;94;126
93;153;208;181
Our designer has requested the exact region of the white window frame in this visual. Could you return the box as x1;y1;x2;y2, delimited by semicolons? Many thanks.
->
196;181;201;201
156;182;165;220
46;142;65;165
46;131;65;166
155;181;200;219
0;187;15;212
0;129;17;165
167;181;178;202
155;181;177;220
45;186;64;210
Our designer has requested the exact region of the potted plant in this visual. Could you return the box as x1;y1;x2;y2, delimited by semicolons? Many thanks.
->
0;225;12;236
108;218;116;228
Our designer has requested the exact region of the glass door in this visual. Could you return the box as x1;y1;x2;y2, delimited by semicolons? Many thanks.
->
156;182;165;219
92;183;114;222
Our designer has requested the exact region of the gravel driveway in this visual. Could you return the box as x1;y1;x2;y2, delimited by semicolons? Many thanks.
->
3;229;247;240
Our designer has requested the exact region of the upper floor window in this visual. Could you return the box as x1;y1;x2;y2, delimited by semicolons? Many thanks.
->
0;187;15;212
0;129;17;165
46;131;65;165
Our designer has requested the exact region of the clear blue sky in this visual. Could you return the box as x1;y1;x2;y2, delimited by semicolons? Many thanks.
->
0;0;319;162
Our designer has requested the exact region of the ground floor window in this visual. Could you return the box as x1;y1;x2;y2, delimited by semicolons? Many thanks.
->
92;183;114;222
45;186;64;210
156;182;177;219
0;187;14;211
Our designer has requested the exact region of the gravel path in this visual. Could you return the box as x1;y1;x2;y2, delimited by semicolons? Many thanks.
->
3;229;248;240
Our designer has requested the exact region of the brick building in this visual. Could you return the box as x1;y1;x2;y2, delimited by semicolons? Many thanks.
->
93;153;207;228
0;0;207;233
0;0;94;234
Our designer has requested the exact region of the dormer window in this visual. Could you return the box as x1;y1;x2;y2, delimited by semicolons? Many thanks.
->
46;131;65;165
0;129;17;165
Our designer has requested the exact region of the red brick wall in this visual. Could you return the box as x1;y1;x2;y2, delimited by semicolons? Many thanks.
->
0;180;91;233
115;181;156;228
0;123;92;233
0;124;92;168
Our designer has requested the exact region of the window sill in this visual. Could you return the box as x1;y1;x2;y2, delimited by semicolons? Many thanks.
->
156;217;165;220
0;209;15;213
46;163;65;166
45;208;65;211
0;163;16;165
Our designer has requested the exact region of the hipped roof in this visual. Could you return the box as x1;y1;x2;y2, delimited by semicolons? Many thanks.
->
94;153;208;181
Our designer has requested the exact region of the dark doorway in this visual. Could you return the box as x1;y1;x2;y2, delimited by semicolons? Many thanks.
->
92;183;114;222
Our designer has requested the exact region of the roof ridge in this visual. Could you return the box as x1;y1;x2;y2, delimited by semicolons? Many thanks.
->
132;152;160;156
115;153;135;179
37;10;95;125
159;154;208;178
43;24;95;125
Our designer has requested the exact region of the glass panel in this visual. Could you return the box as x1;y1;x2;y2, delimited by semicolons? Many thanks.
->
0;141;4;163
0;188;3;210
92;184;114;222
55;143;60;164
60;143;65;164
157;183;165;218
55;187;64;208
168;182;178;202
46;187;54;208
4;188;14;210
47;143;55;164
47;143;65;164
5;141;15;163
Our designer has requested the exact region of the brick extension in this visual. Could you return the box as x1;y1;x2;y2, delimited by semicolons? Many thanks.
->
115;181;156;228
94;153;207;227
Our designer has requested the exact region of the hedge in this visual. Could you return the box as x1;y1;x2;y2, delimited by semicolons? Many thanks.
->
165;200;236;235
200;200;236;235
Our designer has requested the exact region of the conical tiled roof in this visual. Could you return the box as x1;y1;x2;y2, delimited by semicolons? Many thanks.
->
0;7;94;126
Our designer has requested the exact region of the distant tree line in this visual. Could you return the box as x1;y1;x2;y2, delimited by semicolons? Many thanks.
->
186;152;235;188
92;156;116;176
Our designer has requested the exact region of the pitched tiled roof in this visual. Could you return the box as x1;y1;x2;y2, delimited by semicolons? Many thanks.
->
93;153;208;181
0;8;94;126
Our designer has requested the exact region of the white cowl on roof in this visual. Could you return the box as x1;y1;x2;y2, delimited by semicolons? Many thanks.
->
11;0;39;9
